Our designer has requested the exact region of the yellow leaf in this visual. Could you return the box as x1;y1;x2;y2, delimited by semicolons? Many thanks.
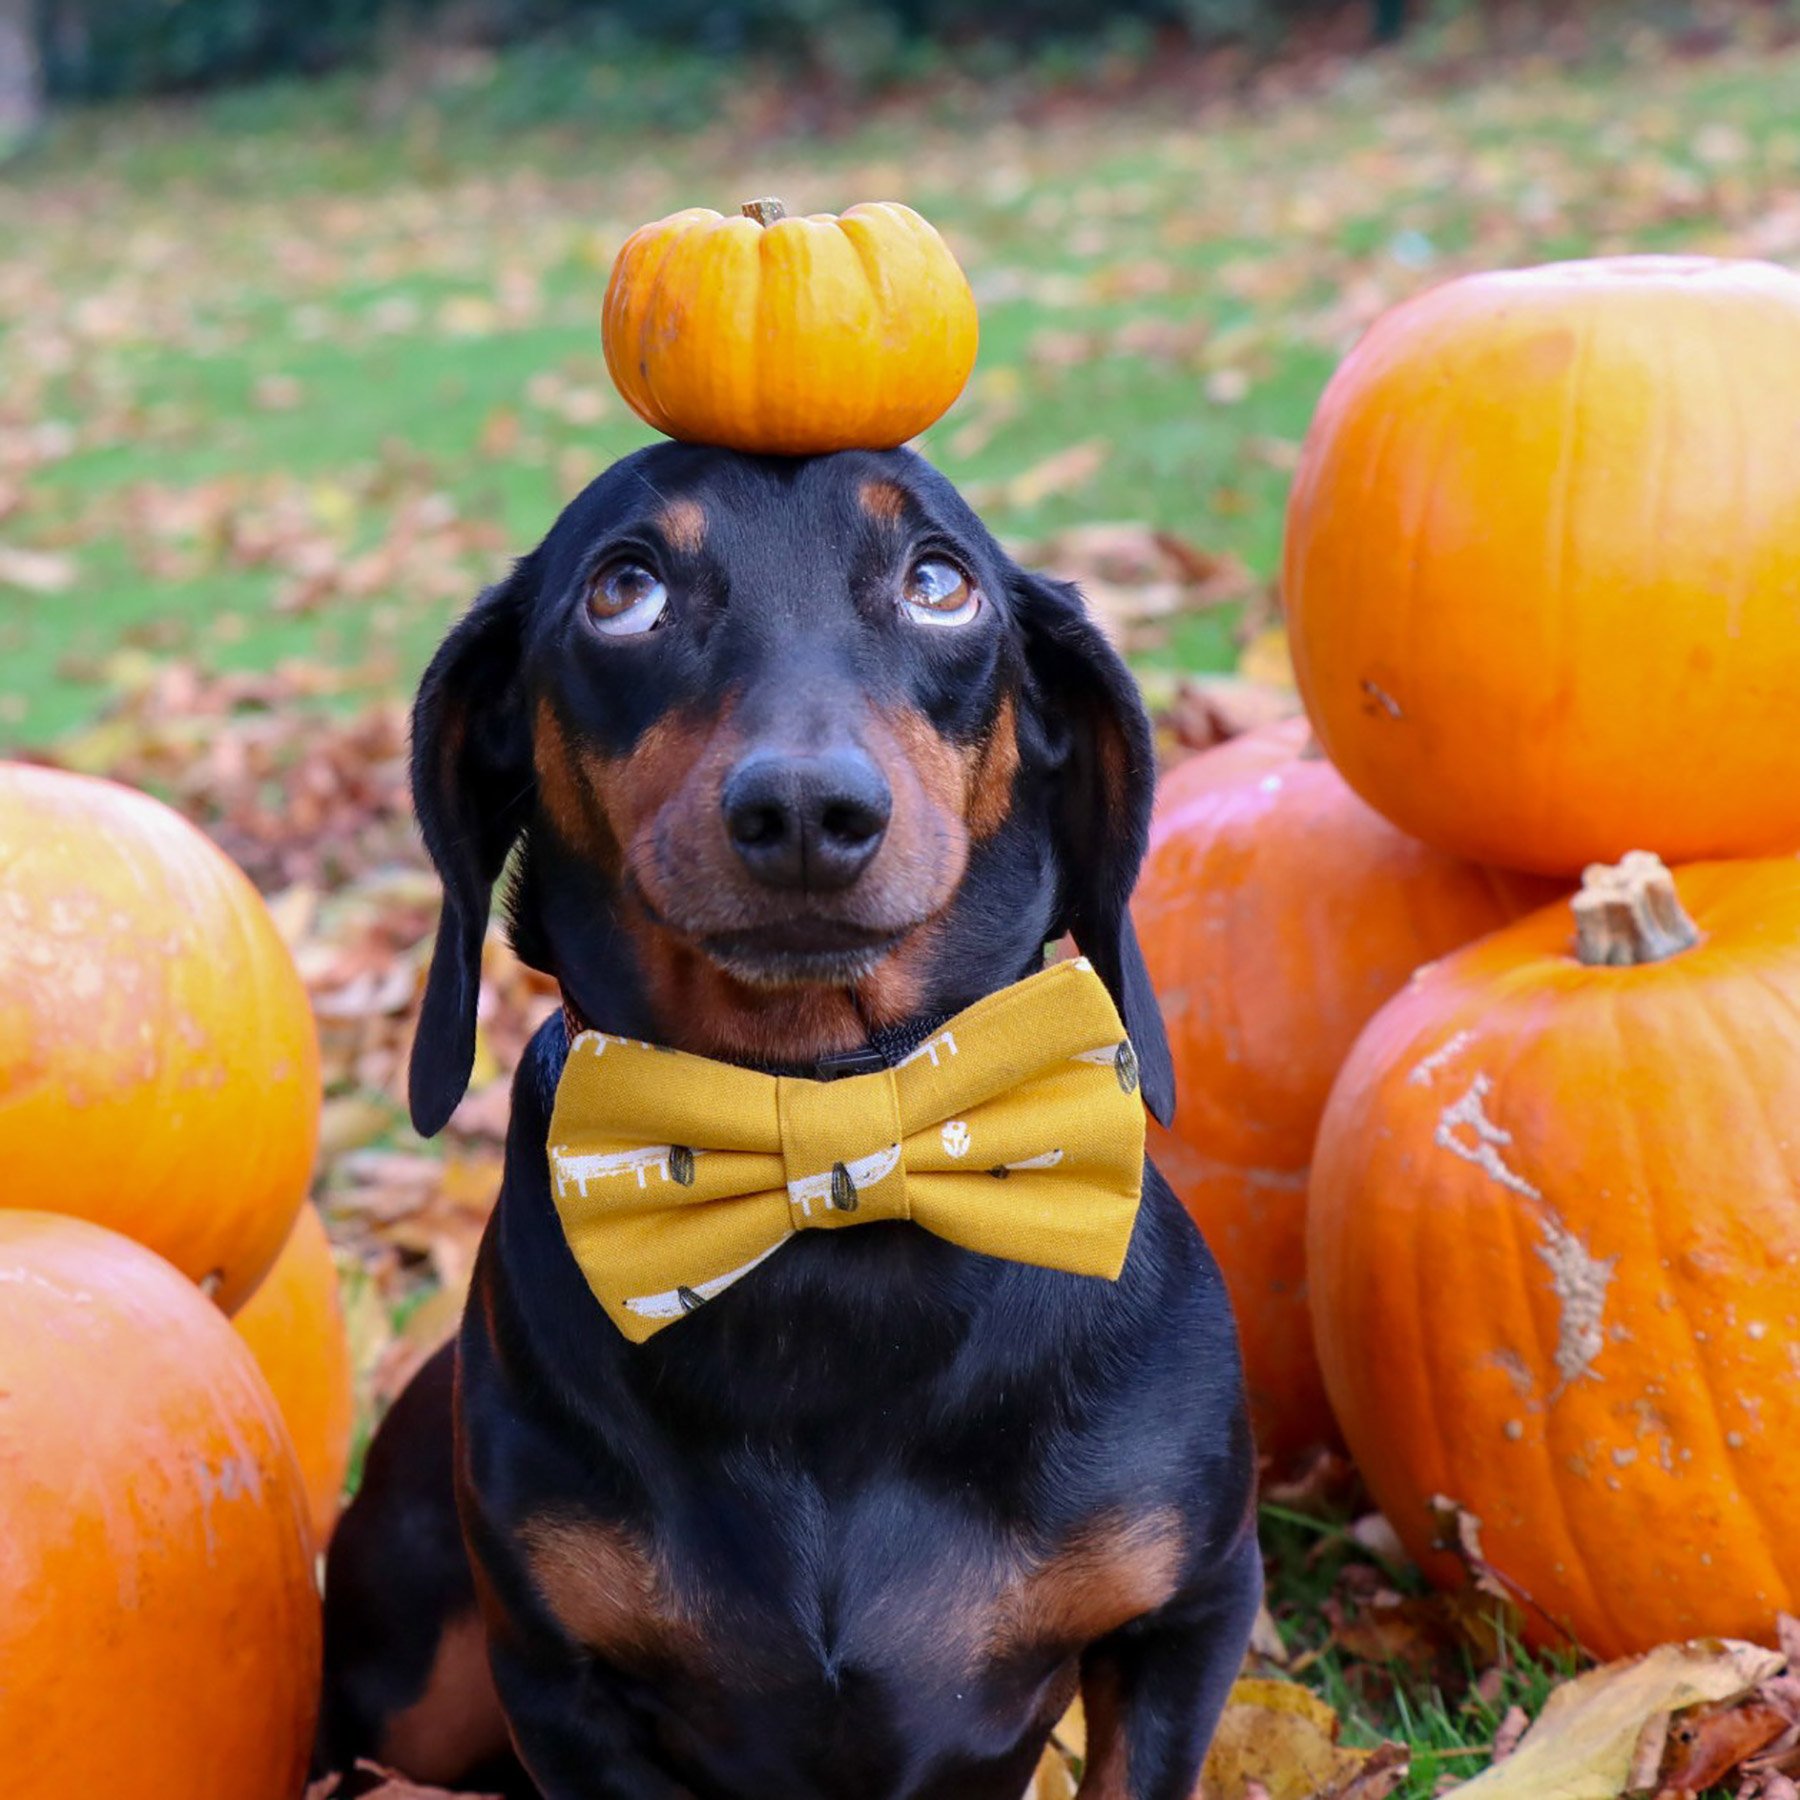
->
1199;1678;1373;1800
317;1094;397;1158
1030;1698;1084;1800
467;1022;501;1094
1051;1697;1086;1763
47;720;144;776
263;883;320;950
1237;625;1294;690
1002;440;1109;510
1442;1638;1784;1800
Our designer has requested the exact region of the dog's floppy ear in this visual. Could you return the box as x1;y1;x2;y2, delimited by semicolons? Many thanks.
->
1014;570;1174;1127
408;556;539;1136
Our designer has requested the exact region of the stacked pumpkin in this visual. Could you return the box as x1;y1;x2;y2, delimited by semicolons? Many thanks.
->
0;763;348;1796
1141;255;1800;1655
602;197;978;453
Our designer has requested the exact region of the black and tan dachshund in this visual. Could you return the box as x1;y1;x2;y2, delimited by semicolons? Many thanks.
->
319;442;1259;1800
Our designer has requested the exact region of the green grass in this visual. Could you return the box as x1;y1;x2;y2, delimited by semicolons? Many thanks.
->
1259;1500;1579;1797
6;13;1800;746
1257;1489;1757;1799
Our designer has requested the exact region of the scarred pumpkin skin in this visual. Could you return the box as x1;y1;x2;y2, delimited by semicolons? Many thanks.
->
234;1201;355;1549
1284;256;1800;875
1134;720;1557;1472
602;201;978;455
1308;858;1800;1656
0;1212;321;1797
0;763;320;1312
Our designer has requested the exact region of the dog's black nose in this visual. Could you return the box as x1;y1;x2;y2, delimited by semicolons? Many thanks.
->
722;749;892;891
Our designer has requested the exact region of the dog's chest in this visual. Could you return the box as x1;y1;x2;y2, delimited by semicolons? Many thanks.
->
523;1473;1184;1695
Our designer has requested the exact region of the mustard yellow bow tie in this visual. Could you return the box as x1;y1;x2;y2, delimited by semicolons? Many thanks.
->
547;959;1148;1343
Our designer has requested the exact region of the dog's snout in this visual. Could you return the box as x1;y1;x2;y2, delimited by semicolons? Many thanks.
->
722;749;892;892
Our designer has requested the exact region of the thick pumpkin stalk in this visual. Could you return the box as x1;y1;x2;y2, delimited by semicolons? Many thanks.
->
741;197;787;226
1572;850;1700;965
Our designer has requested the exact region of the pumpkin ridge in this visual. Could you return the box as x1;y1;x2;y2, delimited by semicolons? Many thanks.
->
751;218;778;443
1714;307;1753;645
1748;961;1800;1040
640;219;721;440
1677;977;1800;1602
625;216;712;437
602;221;671;422
837;209;890;317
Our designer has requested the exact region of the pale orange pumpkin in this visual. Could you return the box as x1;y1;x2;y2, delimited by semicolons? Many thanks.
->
602;198;978;455
0;763;320;1312
1308;853;1800;1655
1134;720;1557;1472
1284;256;1800;876
0;1211;321;1797
234;1201;355;1548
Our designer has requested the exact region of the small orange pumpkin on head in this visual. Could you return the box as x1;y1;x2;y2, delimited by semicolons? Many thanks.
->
602;198;978;456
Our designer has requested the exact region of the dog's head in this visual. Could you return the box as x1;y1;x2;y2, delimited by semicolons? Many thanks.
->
408;443;1171;1135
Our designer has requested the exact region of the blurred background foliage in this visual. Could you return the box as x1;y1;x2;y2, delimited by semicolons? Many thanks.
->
5;0;1799;750
38;0;1370;103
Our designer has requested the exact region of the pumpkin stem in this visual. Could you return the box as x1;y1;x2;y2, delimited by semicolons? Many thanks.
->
1572;851;1699;966
741;198;788;227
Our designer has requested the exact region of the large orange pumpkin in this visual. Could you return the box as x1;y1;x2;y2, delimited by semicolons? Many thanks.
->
1284;256;1800;876
0;1211;321;1796
1308;853;1800;1656
0;763;319;1312
234;1201;355;1549
1134;720;1557;1472
603;198;978;455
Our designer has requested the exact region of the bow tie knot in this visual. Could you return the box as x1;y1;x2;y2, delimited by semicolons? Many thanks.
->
778;1053;907;1231
548;959;1147;1343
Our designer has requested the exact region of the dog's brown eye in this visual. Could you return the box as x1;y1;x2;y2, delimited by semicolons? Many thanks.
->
588;562;668;637
901;559;980;628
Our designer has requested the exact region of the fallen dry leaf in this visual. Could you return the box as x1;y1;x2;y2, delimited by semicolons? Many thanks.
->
1161;676;1302;756
1023;520;1261;657
0;542;76;593
1442;1639;1785;1799
989;439;1109;511
1491;1705;1531;1763
1236;625;1294;691
1742;1774;1800;1800
1249;1601;1291;1667
1029;1731;1081;1800
349;1761;503;1799
1317;1740;1409;1799
1655;1698;1793;1793
1425;1497;1543;1643
1199;1678;1402;1800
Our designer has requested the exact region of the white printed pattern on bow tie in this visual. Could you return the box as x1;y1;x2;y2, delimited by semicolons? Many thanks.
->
552;1143;704;1197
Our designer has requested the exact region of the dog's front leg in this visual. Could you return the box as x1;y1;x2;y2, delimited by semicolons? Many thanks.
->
1073;1536;1262;1800
487;1633;697;1800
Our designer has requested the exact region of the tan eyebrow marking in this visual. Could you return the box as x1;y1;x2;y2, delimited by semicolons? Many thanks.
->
656;497;707;554
858;479;909;525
